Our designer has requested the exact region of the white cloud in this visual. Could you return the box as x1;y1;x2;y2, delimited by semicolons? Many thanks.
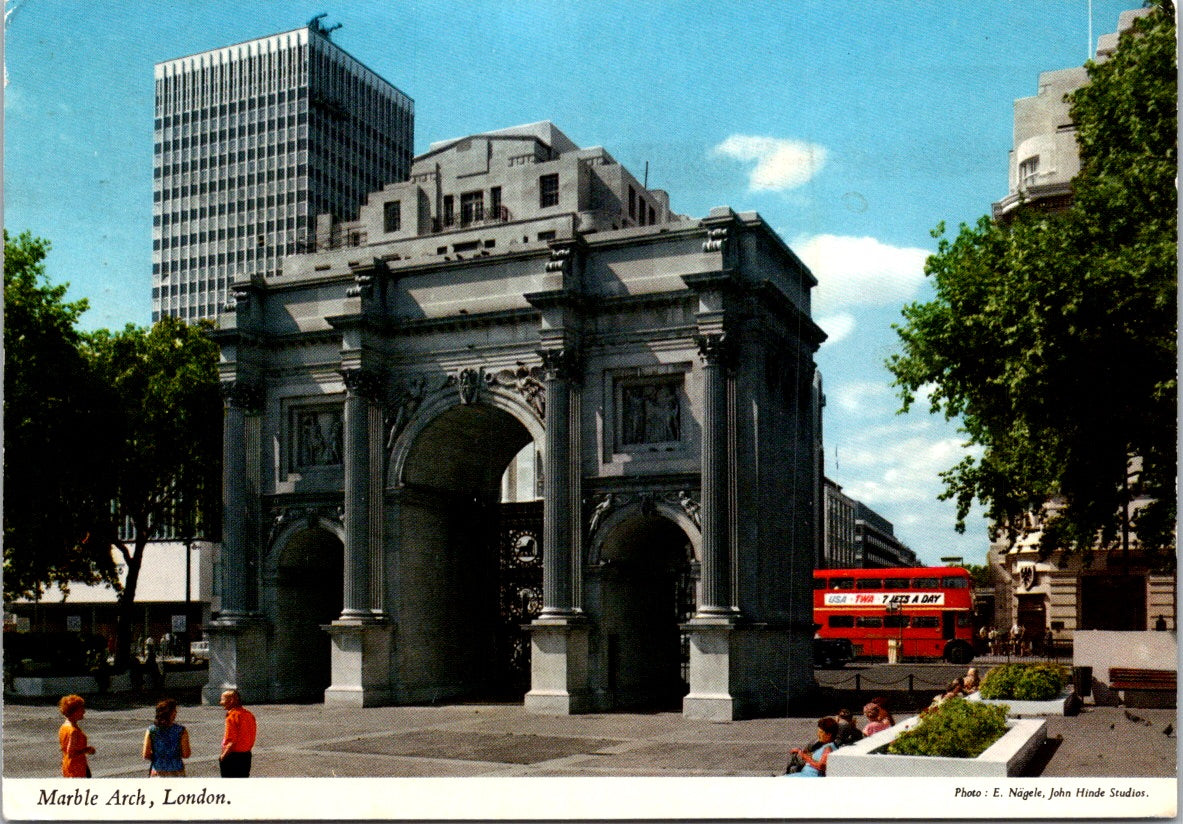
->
816;312;855;344
793;234;929;314
711;135;828;191
831;379;893;413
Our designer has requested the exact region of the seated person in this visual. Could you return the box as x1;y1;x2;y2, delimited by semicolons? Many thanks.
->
833;708;863;747
962;667;980;693
784;717;839;777
862;702;891;736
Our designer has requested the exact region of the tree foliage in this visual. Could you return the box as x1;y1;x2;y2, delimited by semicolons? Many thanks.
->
887;5;1176;559
3;231;118;599
83;318;222;669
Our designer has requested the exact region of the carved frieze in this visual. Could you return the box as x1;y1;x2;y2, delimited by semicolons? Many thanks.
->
585;489;701;538
489;364;546;419
294;407;343;467
267;503;345;549
620;381;681;445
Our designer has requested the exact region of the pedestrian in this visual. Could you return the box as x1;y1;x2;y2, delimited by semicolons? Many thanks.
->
58;694;95;778
988;626;999;655
219;689;257;777
143;698;191;777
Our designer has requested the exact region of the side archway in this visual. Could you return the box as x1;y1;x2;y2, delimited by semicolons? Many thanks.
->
263;518;344;701
589;503;699;710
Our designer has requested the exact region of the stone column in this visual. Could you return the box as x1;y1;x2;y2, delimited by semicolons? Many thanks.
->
538;346;579;618
340;367;382;618
204;379;269;705
525;345;590;714
218;380;256;618
326;367;394;706
694;332;737;617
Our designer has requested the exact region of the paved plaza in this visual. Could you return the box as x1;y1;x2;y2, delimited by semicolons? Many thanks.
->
2;689;1175;779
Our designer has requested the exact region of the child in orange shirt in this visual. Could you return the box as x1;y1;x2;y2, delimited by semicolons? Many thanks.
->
58;694;95;778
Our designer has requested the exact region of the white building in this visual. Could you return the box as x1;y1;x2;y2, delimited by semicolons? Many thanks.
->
152;18;414;323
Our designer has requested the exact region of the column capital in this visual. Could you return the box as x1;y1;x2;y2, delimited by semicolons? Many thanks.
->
538;347;583;383
695;332;734;367
221;379;263;412
340;367;385;400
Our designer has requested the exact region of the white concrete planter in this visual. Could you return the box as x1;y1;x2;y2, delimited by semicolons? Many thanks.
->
966;689;1073;716
827;715;1047;777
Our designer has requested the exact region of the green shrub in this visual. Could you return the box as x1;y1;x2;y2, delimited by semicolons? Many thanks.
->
979;663;1068;701
885;697;1010;758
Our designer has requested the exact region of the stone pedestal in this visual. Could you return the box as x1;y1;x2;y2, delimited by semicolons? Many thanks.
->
203;617;270;705
323;620;395;707
524;618;590;714
682;619;803;721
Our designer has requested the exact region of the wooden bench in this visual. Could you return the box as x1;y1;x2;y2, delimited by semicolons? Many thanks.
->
1108;667;1177;708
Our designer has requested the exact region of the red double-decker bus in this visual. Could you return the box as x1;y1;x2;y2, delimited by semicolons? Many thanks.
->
813;566;976;664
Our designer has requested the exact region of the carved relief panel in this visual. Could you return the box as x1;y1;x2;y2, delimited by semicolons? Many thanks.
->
290;405;344;471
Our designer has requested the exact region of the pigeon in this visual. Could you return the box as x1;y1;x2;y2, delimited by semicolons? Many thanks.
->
1164;723;1173;737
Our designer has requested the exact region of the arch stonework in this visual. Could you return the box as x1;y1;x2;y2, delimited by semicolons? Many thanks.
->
208;193;826;719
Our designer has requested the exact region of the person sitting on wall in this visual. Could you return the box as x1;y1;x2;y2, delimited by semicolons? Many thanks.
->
861;702;891;737
783;717;839;777
833;708;864;747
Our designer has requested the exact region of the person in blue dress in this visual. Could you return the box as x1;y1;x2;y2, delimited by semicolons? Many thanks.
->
143;698;191;777
784;716;838;777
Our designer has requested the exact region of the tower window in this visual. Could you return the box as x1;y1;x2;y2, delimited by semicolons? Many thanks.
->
539;174;559;208
384;200;401;233
1019;155;1040;188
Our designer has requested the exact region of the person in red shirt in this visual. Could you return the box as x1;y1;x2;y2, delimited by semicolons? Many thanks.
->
218;689;257;777
58;694;96;778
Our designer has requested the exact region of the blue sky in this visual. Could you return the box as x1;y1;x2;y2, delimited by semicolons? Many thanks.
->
4;0;1138;566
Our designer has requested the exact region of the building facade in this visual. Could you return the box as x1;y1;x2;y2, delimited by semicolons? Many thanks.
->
991;7;1149;221
153;19;414;323
821;479;917;569
208;122;826;720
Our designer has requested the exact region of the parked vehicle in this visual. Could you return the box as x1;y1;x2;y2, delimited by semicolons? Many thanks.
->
813;636;854;668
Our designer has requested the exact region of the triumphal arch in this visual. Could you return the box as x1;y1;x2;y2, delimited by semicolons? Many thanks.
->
207;122;825;720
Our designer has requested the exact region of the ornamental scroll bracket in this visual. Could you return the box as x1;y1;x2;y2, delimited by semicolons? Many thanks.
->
222;285;253;314
545;245;572;274
702;226;728;253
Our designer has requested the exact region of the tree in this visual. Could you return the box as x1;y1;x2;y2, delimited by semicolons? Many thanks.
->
3;231;119;599
887;5;1176;561
82;317;222;670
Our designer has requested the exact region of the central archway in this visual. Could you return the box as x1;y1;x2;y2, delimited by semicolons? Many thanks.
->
392;394;541;702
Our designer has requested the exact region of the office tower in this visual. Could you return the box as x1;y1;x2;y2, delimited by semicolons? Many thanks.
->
152;19;413;322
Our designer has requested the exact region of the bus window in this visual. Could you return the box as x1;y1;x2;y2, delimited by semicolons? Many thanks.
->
856;578;882;590
831;578;854;590
883;614;908;628
912;616;939;628
912;577;939;589
957;613;973;627
856;616;883;628
942;576;969;589
884;578;910;590
813;577;827;590
828;615;854;628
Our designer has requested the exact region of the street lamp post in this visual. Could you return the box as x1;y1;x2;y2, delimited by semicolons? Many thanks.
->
183;537;192;664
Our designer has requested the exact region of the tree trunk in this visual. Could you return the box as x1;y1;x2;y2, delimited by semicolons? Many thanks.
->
112;531;147;673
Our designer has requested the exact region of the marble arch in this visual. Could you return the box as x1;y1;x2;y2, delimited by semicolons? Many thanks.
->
206;124;825;719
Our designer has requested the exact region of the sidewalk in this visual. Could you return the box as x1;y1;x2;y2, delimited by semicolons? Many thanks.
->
3;693;1175;778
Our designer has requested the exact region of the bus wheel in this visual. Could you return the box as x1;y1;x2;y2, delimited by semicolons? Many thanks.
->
945;641;973;665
